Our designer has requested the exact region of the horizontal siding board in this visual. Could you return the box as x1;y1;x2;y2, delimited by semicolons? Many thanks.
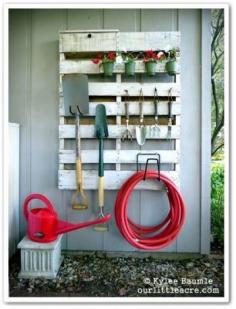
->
59;124;180;139
59;99;181;116
58;170;179;190
60;59;180;74
59;149;179;164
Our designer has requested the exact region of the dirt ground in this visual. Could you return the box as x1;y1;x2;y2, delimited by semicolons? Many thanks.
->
9;251;224;298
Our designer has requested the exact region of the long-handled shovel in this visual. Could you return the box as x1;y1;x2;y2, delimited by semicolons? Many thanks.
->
62;74;89;210
94;104;109;232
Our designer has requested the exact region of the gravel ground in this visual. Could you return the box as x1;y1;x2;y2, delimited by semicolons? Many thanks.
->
9;252;224;298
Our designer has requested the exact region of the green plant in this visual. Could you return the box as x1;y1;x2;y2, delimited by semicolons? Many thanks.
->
211;163;224;249
167;48;177;60
122;52;136;63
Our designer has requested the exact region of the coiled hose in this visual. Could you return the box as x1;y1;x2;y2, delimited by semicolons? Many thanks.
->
114;170;186;250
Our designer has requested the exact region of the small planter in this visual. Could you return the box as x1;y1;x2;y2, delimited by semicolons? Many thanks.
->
125;61;136;76
165;60;178;76
145;61;157;76
102;62;114;76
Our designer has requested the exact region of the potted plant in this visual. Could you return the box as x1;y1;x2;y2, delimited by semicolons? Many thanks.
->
92;52;116;76
123;52;136;76
165;48;178;76
143;50;165;76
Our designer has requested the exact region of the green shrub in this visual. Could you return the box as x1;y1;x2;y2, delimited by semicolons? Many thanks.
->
211;163;224;249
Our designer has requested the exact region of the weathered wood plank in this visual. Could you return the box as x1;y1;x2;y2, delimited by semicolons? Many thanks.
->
60;59;180;74
59;82;180;97
60;31;118;53
59;124;180;139
59;31;180;53
59;98;181;116
59;149;179;164
58;170;179;190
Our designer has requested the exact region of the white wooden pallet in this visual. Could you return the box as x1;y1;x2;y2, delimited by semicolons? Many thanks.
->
58;30;181;190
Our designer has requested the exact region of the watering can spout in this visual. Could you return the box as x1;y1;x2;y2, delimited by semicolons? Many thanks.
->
56;214;112;235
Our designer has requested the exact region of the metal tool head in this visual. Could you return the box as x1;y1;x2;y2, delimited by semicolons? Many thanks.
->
95;104;109;138
62;74;89;116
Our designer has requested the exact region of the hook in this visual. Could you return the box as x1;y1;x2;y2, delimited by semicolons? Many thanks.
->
69;105;83;116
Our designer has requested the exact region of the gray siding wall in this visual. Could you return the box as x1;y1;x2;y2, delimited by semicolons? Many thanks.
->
9;9;211;253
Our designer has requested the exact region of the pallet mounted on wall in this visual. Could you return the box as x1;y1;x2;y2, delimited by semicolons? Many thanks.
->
58;30;181;190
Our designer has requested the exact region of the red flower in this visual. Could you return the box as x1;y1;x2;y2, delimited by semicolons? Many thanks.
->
145;50;156;59
107;52;116;61
92;58;100;64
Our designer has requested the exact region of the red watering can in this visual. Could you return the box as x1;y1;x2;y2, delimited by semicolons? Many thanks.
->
24;193;111;243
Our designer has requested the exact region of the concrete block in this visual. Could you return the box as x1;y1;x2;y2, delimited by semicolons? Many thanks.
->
17;235;63;279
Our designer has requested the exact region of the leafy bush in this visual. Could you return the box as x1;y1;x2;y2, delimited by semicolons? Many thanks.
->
211;163;224;249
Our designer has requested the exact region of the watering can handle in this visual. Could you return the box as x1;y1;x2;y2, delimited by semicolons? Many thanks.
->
23;193;56;220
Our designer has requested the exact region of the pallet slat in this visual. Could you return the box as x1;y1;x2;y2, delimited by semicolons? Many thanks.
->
60;31;180;53
59;99;181;116
59;149;179;164
59;82;180;97
59;124;180;139
60;59;180;74
58;170;179;190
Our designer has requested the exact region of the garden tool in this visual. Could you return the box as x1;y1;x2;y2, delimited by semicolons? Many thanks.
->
62;74;89;210
136;89;147;146
167;88;173;139
121;90;133;141
23;193;111;243
151;88;160;138
94;104;109;232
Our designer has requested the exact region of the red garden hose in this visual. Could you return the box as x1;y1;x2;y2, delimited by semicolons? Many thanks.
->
114;170;186;250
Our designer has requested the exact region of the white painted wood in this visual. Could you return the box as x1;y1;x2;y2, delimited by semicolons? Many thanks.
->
58;170;179;190
59;149;179;164
59;82;180;97
9;123;20;258
116;74;122;171
59;124;180;139
60;31;118;52
60;31;180;52
60;59;180;74
18;236;63;279
119;32;180;51
59;98;181;116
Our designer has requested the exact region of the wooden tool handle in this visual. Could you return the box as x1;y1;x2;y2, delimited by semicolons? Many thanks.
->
98;176;104;207
76;158;82;186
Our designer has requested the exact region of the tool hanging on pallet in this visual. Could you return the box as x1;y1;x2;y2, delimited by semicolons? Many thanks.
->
151;87;160;138
62;74;89;210
136;89;147;146
167;88;174;139
121;90;133;142
94;104;110;232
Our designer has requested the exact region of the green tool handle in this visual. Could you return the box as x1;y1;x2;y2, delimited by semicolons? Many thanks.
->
98;138;104;177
